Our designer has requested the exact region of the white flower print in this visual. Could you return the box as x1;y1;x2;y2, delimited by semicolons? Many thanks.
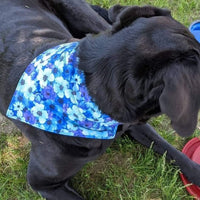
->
34;56;49;68
31;104;48;124
37;68;55;88
54;59;64;72
65;87;77;104
67;105;84;121
7;110;14;117
16;110;23;118
6;42;119;139
64;51;70;63
20;74;36;101
73;74;82;85
53;76;68;98
59;128;74;136
66;123;78;131
13;102;24;111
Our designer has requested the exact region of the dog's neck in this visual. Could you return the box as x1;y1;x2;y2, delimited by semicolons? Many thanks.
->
78;34;139;123
77;32;164;124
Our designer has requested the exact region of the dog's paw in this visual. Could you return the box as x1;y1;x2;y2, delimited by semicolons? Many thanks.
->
181;160;200;186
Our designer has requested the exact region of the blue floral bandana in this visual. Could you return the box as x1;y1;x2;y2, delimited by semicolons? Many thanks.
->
6;42;119;139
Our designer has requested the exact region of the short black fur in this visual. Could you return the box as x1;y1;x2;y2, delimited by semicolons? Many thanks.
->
1;1;200;199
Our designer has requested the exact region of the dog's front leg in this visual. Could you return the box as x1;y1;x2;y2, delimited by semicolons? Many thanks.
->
40;0;110;37
124;123;200;187
16;120;115;200
27;143;85;200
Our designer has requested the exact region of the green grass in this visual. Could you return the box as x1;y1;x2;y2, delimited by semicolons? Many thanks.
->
88;0;200;27
1;0;200;199
0;133;43;200
0;129;197;200
72;136;194;200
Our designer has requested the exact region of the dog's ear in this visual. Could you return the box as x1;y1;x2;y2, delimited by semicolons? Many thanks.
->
159;50;200;137
108;4;128;23
111;5;171;33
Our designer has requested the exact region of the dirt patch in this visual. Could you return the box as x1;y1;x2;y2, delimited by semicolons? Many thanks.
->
0;114;20;134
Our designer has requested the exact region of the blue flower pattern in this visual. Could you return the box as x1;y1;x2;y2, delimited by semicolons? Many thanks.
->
6;42;119;139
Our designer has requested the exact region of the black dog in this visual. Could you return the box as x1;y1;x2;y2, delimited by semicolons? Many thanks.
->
1;1;200;199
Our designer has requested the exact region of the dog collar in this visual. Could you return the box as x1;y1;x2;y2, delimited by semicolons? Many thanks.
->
6;42;119;139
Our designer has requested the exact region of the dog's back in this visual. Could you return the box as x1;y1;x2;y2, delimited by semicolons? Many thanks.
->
0;0;72;114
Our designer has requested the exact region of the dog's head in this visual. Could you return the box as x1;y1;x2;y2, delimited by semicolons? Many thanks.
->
79;5;200;137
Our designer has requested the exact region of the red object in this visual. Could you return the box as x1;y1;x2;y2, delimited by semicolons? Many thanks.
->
180;137;200;199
